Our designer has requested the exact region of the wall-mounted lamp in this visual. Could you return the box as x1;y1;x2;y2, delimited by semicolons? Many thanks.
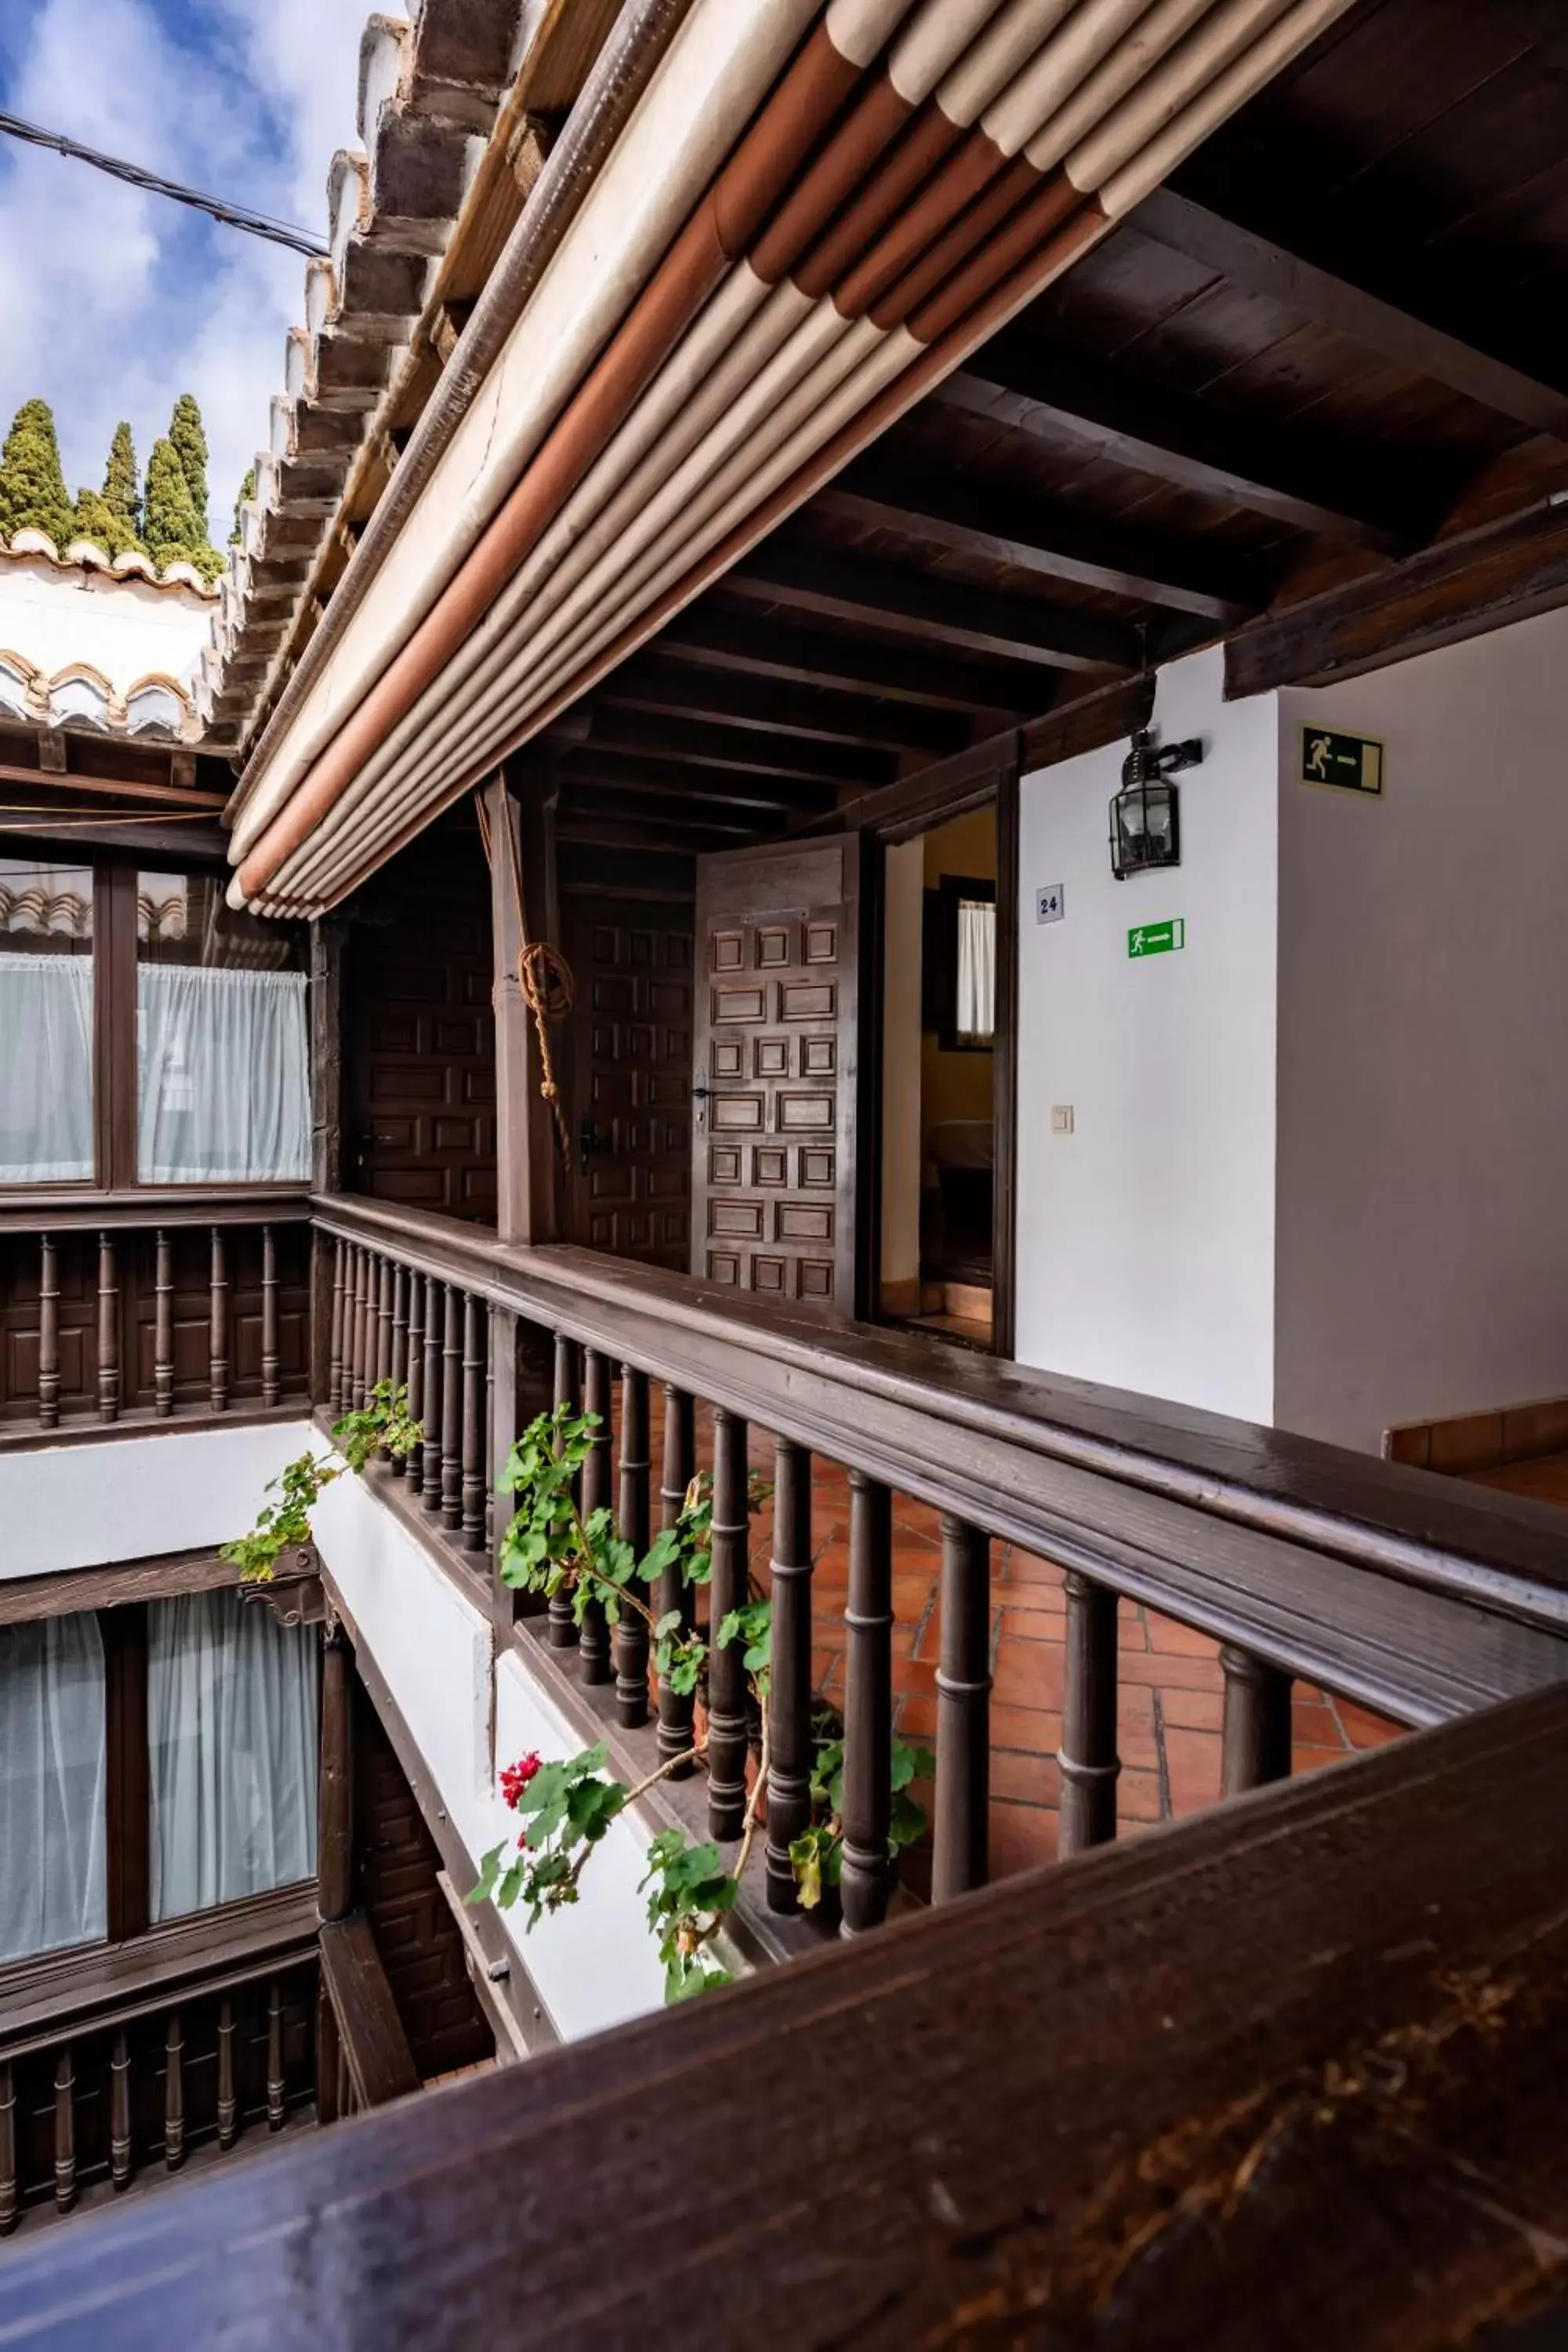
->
1109;729;1203;881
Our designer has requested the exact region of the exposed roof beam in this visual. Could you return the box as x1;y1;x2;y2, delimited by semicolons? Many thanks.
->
659;606;1049;720
596;654;971;757
933;331;1428;552
560;747;840;818
579;706;891;786
1134;190;1568;440
724;541;1141;674
555;811;767;855
818;453;1261;626
561;786;785;840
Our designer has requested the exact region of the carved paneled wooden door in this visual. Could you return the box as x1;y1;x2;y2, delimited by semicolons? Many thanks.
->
691;838;860;1316
562;897;693;1270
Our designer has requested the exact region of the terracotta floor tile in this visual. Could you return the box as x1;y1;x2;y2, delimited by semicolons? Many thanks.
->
1158;1686;1224;1734
988;1702;1062;1755
1335;1700;1406;1750
989;1749;1062;1808
1119;1651;1225;1693
1117;1767;1163;1825
1292;1742;1352;1778
989;1644;1065;1711
1162;1727;1223;1817
1145;1610;1226;1658
1289;1699;1345;1749
988;1803;1059;1875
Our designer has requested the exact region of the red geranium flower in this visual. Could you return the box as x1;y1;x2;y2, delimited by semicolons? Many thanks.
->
500;1751;543;1809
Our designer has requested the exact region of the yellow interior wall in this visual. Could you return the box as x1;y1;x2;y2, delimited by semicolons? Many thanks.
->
919;806;996;1177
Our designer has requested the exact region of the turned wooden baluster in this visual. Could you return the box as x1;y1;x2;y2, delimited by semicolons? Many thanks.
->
376;1255;394;1392
165;2012;185;2171
405;1272;426;1485
208;1227;229;1414
421;1272;444;1512
110;2030;132;2189
578;1350;614;1685
485;1348;495;1552
933;1515;991;1904
97;1232;120;1423
153;1229;174;1417
261;1225;280;1406
441;1287;463;1533
547;1337;581;1650
217;1998;238;2149
655;1383;696;1766
706;1408;751;1841
38;1233;60;1428
841;1470;895;1934
54;2047;76;2212
267;1980;285;2129
461;1295;486;1552
0;2060;16;2234
1221;1644;1294;1796
329;1235;347;1417
1058;1571;1120;1854
615;1366;652;1727
390;1265;409;1472
765;1437;814;1913
353;1248;372;1410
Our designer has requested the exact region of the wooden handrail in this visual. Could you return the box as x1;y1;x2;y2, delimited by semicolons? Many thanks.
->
6;1687;1567;2342
0;1190;311;1236
311;1193;1568;1724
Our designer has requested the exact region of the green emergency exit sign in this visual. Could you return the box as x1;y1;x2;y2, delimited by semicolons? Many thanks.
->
1127;917;1185;958
1301;724;1383;796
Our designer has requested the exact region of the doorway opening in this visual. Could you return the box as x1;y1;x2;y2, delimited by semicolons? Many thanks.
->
879;804;1000;1352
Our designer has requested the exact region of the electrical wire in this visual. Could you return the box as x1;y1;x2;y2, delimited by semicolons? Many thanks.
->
0;111;328;257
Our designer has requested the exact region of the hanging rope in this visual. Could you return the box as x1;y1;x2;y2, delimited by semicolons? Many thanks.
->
476;788;575;1165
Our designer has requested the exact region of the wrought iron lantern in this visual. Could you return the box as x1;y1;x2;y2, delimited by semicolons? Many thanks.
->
1109;729;1203;880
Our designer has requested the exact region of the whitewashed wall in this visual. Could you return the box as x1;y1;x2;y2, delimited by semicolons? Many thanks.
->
0;1420;314;1579
0;555;212;695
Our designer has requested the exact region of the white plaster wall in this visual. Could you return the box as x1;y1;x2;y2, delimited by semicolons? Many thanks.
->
1014;648;1279;1420
311;1470;667;2040
0;1420;315;1579
880;835;925;1301
0;558;212;692
1274;604;1568;1451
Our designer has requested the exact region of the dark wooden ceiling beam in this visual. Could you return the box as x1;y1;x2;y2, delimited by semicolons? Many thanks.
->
933;331;1430;552
595;653;971;757
560;786;785;840
579;705;891;786
724;540;1141;674
659;604;1051;720
817;453;1262;625
1134;189;1568;440
560;746;839;817
554;811;765;855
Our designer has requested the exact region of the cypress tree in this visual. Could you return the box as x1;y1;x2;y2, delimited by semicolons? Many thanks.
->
71;486;140;560
169;393;211;541
230;466;256;545
102;420;143;540
0;398;76;548
143;433;201;568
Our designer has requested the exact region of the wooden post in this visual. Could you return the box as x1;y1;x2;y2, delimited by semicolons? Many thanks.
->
485;770;560;1247
111;2031;133;2186
615;1366;652;1726
547;1336;581;1650
933;1515;991;1904
656;1384;696;1766
405;1272;426;1484
208;1227;228;1414
765;1437;813;1914
1;2060;16;2234
318;1622;353;1926
154;1229;174;1417
53;2048;76;2212
422;1272;444;1512
706;1410;751;1842
216;2001;238;2151
267;1980;285;2131
841;1469;894;1935
1221;1645;1294;1796
310;920;346;1196
328;1236;347;1418
164;2013;185;2172
376;1256;394;1392
441;1287;463;1532
489;1309;554;1637
579;1350;614;1683
1058;1571;1120;1855
461;1294;486;1552
262;1225;280;1407
97;1232;119;1422
38;1232;60;1428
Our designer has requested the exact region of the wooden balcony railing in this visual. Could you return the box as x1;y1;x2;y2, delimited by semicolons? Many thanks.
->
313;1193;1568;1925
0;1199;313;1439
0;1889;319;2237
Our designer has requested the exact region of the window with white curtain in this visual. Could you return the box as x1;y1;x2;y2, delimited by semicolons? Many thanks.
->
0;858;95;1181
956;898;996;1042
136;870;310;1184
0;1614;107;1963
147;1588;319;1921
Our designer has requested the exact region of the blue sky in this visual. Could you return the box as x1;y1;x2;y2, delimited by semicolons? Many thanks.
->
0;0;373;543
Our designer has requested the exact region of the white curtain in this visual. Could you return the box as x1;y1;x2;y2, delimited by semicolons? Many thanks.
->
148;1589;319;1922
0;1613;107;1962
956;901;996;1040
138;964;310;1182
0;953;94;1180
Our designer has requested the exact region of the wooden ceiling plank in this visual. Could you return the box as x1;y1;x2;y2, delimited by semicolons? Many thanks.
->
659;607;1047;720
559;747;839;817
579;706;889;786
933;333;1426;553
596;655;970;757
818;452;1262;625
1134;190;1568;439
725;542;1140;675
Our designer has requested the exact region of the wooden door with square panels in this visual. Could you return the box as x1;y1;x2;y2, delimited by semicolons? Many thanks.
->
692;838;860;1316
562;896;693;1271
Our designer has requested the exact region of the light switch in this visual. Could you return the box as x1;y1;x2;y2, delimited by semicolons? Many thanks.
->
1051;1105;1074;1135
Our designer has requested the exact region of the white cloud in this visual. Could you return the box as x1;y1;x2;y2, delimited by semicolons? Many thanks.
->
0;0;381;539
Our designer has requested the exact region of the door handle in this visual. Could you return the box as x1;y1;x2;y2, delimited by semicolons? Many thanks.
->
691;1075;711;1133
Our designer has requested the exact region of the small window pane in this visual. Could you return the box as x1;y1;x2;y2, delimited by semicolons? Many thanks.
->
0;1613;107;1962
136;872;310;1182
147;1588;318;1920
0;858;94;1181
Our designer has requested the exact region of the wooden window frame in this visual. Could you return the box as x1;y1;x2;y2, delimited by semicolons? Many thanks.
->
0;849;310;1200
